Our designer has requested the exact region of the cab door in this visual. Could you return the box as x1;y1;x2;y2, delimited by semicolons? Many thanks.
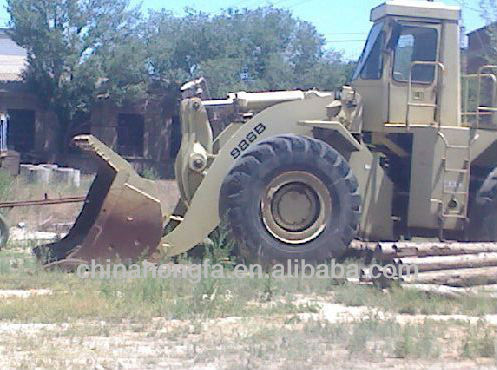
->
350;22;389;132
388;23;441;125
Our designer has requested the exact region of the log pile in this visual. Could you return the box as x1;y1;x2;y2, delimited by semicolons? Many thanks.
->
357;242;497;288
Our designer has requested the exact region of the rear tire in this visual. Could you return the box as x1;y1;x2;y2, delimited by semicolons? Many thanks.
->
472;167;497;241
219;134;360;266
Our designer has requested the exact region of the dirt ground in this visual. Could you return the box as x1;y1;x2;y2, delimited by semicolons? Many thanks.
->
0;287;496;369
3;178;180;232
0;177;497;369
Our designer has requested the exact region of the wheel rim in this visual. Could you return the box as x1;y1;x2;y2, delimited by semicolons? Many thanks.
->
260;171;332;245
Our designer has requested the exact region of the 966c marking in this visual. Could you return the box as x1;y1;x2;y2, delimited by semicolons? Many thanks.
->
230;123;267;159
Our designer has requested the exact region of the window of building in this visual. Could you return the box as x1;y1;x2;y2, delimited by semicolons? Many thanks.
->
117;113;144;157
7;109;35;153
393;26;438;83
169;115;181;159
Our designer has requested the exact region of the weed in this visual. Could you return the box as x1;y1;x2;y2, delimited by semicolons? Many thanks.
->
261;273;275;302
202;224;235;266
141;167;160;180
333;282;497;316
394;321;441;358
461;321;497;358
0;169;13;202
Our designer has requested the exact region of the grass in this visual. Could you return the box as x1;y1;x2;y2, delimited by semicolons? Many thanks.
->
333;282;497;317
393;320;442;358
0;248;495;367
0;251;327;323
2;314;496;368
0;169;13;202
140;166;160;180
462;320;497;359
222;319;493;367
0;247;497;323
1;171;497;367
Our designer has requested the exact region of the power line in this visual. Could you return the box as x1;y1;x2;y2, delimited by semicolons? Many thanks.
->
323;33;367;39
226;0;268;10
286;0;316;9
325;40;366;43
269;0;317;10
455;0;481;13
271;0;298;7
230;0;296;9
227;0;318;12
324;32;367;35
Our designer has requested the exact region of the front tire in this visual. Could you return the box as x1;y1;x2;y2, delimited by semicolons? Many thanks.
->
219;134;360;266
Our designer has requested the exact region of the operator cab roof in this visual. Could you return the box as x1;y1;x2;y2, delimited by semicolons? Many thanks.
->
371;1;460;22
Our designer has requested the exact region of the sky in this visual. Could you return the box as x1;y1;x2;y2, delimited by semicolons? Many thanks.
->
0;0;486;60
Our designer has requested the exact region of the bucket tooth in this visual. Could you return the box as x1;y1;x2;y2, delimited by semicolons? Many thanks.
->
34;135;164;266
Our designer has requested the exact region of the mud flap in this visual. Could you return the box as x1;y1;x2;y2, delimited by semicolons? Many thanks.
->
34;135;164;268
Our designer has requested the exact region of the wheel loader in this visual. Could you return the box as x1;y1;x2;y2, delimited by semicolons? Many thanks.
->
35;0;497;268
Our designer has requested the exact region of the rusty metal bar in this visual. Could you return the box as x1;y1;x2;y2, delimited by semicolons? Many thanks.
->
0;196;86;208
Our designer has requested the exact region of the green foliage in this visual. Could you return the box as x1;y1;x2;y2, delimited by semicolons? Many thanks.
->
202;225;235;266
394;321;441;359
478;1;497;64
6;0;148;149
146;7;353;98
140;166;160;180
0;170;13;202
7;3;354;135
461;321;497;358
333;283;497;316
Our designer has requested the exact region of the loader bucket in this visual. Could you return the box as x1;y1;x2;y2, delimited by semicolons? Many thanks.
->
34;135;164;269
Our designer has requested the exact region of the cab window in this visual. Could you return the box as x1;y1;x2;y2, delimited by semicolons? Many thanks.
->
392;26;438;83
353;22;384;80
361;31;384;79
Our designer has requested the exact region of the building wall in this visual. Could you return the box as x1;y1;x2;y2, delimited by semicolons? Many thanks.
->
83;96;177;177
0;82;59;163
0;82;177;178
0;30;178;178
467;26;492;73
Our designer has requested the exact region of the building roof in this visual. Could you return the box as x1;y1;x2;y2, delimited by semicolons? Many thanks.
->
0;29;27;82
371;1;461;22
467;23;495;36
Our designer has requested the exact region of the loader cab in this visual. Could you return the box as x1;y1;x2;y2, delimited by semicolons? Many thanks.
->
351;1;461;131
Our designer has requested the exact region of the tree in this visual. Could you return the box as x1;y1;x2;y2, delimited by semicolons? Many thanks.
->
7;2;355;154
478;0;497;63
6;0;148;151
146;7;353;98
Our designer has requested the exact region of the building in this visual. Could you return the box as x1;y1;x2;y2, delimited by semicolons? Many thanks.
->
69;95;179;176
466;25;493;73
0;29;59;164
0;29;178;177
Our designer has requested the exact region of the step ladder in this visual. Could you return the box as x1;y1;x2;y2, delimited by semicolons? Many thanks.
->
437;132;471;240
